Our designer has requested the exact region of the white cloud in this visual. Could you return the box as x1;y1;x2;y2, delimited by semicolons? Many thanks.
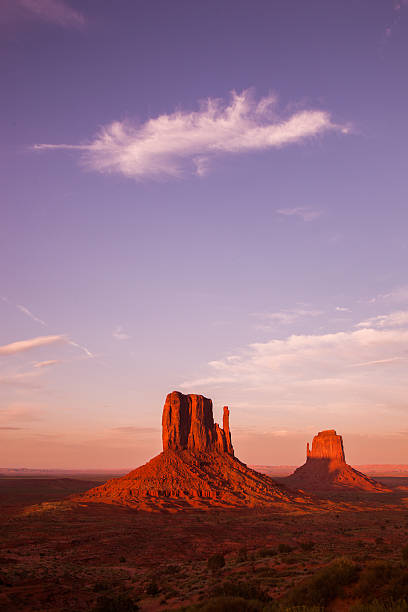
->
34;89;348;180
180;323;408;413
276;207;322;222
16;0;84;28
335;306;351;313
113;325;130;341
356;311;408;329
0;335;66;356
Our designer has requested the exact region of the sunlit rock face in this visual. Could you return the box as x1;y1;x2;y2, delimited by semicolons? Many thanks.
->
306;430;346;463
162;391;234;455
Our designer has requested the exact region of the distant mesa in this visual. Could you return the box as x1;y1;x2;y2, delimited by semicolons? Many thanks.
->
286;429;389;492
79;391;303;510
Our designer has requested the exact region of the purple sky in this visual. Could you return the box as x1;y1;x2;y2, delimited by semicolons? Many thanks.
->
1;0;407;468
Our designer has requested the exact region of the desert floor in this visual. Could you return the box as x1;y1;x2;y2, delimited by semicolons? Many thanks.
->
0;475;407;611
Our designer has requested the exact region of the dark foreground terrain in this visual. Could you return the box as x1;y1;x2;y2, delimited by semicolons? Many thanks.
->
0;476;408;612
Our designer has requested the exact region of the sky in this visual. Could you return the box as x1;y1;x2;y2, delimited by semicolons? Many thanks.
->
1;0;407;468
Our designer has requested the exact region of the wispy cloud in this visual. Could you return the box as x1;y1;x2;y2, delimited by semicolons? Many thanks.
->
16;0;84;28
17;304;46;327
366;286;408;305
252;308;323;327
34;89;348;180
276;207;322;222
4;298;95;359
0;335;66;356
113;325;130;341
68;340;94;358
356;311;408;329
335;306;351;313
34;359;60;368
0;404;43;424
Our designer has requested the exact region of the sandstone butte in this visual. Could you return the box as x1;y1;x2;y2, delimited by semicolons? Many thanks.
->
78;391;306;510
286;429;389;492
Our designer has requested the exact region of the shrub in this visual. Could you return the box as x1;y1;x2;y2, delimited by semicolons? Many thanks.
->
186;596;267;611
356;561;394;600
237;547;248;563
211;580;270;602
300;540;315;552
258;547;277;558
285;557;359;607
207;553;225;571
350;601;408;611
146;580;159;596
93;594;139;612
278;543;294;554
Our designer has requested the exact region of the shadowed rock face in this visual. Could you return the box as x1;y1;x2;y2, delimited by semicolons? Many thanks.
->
162;391;234;455
287;429;388;492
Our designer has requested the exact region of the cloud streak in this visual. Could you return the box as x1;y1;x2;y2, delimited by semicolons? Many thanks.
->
0;335;66;356
17;304;47;327
34;90;348;180
16;0;84;28
276;207;322;222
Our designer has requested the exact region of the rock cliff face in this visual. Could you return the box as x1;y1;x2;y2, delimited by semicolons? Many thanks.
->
78;391;303;510
286;429;388;492
306;430;346;462
162;391;234;455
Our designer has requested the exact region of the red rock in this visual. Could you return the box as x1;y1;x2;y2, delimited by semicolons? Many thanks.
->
306;430;346;462
162;391;234;455
286;429;389;492
78;391;303;510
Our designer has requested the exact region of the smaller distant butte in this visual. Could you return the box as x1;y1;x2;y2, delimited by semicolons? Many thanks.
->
78;391;306;510
286;429;389;492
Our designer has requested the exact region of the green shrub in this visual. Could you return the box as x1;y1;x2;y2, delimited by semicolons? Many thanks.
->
285;557;359;607
207;553;225;571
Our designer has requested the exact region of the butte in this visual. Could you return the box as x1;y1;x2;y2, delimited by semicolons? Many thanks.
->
285;429;389;492
79;391;305;510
